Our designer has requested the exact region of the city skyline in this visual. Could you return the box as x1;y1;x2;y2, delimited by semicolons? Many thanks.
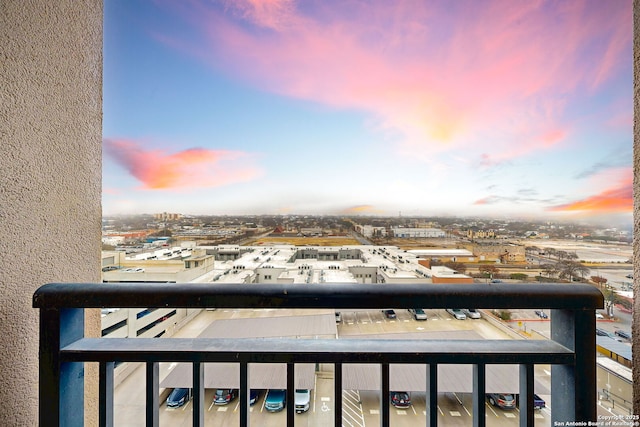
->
103;0;632;224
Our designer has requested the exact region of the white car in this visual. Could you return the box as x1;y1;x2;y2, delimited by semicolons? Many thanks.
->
295;389;310;413
464;309;481;319
446;308;466;320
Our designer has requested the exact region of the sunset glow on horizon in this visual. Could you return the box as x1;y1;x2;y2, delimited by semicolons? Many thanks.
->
103;0;632;223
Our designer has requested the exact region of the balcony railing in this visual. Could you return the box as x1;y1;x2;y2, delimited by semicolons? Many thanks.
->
34;282;603;427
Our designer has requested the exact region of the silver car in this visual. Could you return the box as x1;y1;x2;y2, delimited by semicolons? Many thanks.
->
464;309;481;319
446;308;466;320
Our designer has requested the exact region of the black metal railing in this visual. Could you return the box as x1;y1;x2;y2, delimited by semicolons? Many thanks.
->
34;282;603;427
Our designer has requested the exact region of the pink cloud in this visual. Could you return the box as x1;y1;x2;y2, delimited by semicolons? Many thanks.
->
104;138;262;190
548;167;633;214
159;0;630;160
473;196;498;206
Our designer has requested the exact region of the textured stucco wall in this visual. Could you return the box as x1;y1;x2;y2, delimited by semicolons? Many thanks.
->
0;1;102;425
634;0;640;416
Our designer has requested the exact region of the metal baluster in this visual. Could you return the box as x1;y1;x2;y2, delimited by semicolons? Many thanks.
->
146;362;159;427
99;361;115;427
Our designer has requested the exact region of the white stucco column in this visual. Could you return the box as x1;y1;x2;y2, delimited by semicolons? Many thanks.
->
0;1;102;425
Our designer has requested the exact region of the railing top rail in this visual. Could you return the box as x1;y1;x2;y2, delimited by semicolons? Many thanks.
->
61;337;575;364
34;282;603;310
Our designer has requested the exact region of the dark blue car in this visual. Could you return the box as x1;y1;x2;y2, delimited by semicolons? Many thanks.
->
167;388;190;408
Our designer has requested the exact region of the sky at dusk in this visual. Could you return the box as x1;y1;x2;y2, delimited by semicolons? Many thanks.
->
103;0;632;223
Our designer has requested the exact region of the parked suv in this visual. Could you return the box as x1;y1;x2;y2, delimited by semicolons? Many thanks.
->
295;389;311;413
486;393;516;409
265;389;286;412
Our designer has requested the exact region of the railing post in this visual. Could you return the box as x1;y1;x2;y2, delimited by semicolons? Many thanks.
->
574;310;597;421
239;362;250;427
192;362;204;427
551;309;576;422
335;362;343;427
551;309;597;423
472;364;486;427
287;363;295;426
39;308;85;427
519;364;534;427
426;364;438;427
381;363;390;427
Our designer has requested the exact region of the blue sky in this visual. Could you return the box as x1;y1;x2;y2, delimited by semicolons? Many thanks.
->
103;0;632;223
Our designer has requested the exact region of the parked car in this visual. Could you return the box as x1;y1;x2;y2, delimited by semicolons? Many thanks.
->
265;389;286;412
533;394;546;409
446;308;466;320
596;328;611;337
595;312;605;319
464;309;481;319
250;389;261;405
515;393;546;409
486;393;516;409
295;389;311;413
409;308;427;320
490;279;503;283
213;389;237;405
167;388;190;408
615;330;631;340
101;266;118;272
383;309;396;319
534;310;548;319
390;391;411;408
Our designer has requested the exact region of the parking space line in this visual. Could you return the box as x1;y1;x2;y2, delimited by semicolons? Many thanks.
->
486;403;499;417
453;392;463;405
341;390;365;427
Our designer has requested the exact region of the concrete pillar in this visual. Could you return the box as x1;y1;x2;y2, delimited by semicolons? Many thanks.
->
0;1;102;425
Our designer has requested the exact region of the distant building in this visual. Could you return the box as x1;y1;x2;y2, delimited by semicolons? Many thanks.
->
408;248;475;265
429;266;474;284
466;243;525;263
355;224;387;238
391;227;445;238
154;212;182;221
467;229;496;239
